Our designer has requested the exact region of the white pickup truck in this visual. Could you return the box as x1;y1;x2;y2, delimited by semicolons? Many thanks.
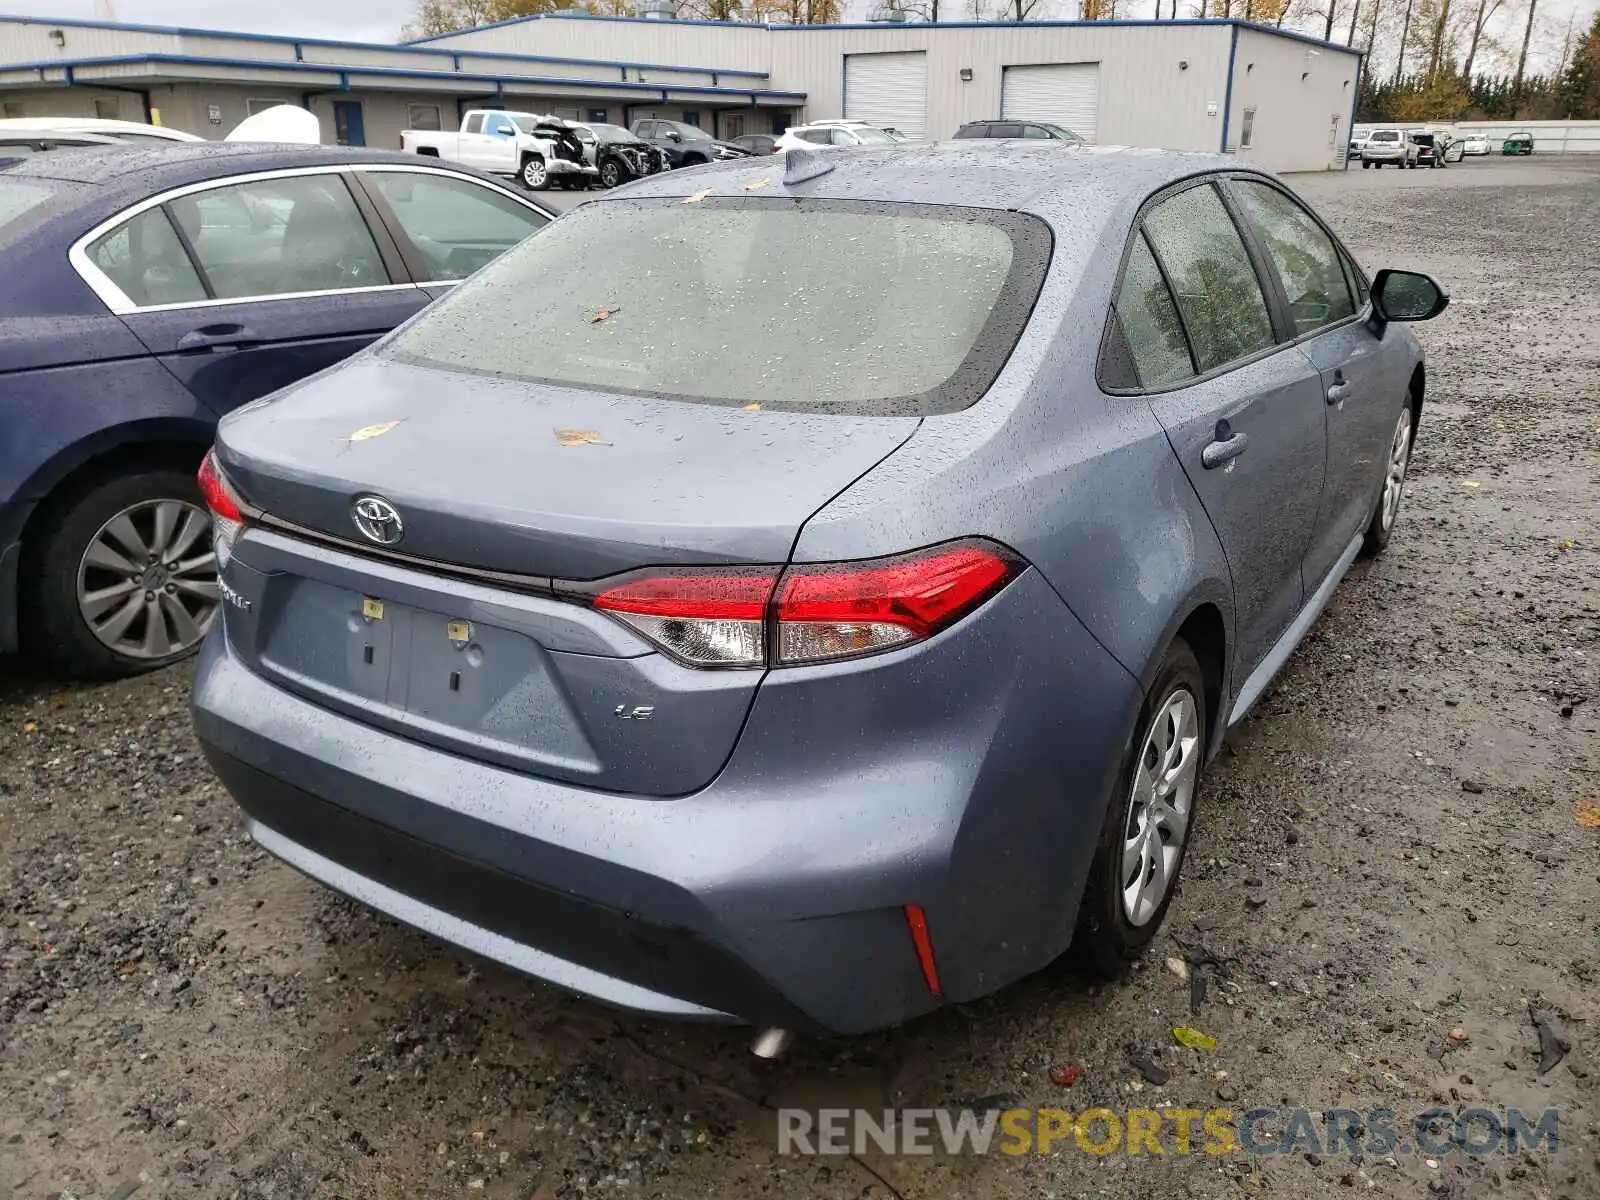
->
401;109;598;191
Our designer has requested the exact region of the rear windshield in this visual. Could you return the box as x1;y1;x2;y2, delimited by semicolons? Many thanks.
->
0;176;64;249
382;197;1050;415
1370;130;1400;142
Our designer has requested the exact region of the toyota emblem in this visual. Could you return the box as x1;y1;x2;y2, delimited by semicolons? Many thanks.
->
351;495;404;545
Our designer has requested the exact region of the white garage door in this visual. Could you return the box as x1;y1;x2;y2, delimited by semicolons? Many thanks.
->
843;52;928;143
1001;63;1101;143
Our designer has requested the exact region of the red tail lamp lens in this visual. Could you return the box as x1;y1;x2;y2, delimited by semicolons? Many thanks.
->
197;450;244;524
588;541;1020;669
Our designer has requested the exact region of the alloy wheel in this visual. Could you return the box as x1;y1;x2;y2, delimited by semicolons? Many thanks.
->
76;498;218;661
1121;687;1200;926
523;159;547;188
1381;407;1413;533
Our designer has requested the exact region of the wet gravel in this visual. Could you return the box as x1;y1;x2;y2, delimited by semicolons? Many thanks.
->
2;156;1597;1200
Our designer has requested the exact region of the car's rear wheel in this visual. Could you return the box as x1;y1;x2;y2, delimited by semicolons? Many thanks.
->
599;158;623;188
1075;638;1206;974
23;468;219;678
1361;404;1415;557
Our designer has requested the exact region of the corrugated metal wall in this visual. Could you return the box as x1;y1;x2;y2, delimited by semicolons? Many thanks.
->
1228;27;1357;171
769;24;1237;148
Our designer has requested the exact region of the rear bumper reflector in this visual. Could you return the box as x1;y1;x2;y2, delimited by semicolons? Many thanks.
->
904;904;943;998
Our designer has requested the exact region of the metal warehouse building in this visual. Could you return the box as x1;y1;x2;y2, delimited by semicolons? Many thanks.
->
0;12;1361;172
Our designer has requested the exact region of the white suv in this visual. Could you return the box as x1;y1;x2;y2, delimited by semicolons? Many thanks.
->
1360;128;1417;168
774;121;900;153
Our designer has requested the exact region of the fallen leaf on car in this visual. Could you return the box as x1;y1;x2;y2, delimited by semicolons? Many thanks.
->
741;402;761;412
684;188;714;204
22;721;37;733
1576;798;1600;828
554;429;610;447
1173;1025;1217;1052
346;420;402;443
743;178;772;190
590;306;620;324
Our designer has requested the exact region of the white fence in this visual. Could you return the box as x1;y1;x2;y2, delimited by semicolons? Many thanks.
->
1357;119;1600;155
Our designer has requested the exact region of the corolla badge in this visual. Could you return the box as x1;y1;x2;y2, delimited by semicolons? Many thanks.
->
351;495;404;545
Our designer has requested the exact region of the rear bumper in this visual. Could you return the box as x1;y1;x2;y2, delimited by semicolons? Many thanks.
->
191;568;1142;1033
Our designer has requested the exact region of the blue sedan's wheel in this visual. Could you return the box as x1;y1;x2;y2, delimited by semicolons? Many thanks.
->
1076;637;1207;973
1362;404;1415;557
23;468;219;677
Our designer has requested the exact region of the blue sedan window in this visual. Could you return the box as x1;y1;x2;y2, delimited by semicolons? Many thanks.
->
86;206;207;308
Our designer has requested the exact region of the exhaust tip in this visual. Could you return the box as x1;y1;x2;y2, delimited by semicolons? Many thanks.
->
750;1028;794;1059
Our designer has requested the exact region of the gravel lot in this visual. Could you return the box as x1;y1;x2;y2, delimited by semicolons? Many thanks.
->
2;156;1596;1200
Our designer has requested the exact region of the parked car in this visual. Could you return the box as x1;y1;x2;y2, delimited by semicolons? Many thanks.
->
1502;131;1534;155
0;117;204;145
1360;128;1416;168
190;143;1446;1037
0;130;124;167
1409;130;1445;168
729;133;779;155
628;119;750;167
570;122;668;188
773;121;900;152
953;120;1085;144
1348;126;1373;156
0;144;551;676
402;109;598;191
1461;132;1492;155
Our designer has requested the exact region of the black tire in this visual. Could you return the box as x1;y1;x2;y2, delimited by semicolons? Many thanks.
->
519;155;550;191
1362;159;1371;169
1075;638;1207;976
599;158;624;188
21;467;214;679
1361;403;1416;558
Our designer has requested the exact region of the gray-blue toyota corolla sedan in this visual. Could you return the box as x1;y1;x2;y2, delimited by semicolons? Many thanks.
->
190;143;1447;1036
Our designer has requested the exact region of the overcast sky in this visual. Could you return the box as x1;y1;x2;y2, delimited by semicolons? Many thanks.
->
3;0;1590;70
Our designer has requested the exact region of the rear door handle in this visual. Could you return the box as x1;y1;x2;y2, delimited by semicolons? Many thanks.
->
1202;422;1249;470
176;324;257;353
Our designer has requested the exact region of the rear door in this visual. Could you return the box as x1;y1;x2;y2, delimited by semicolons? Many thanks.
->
1110;179;1327;680
78;167;427;417
1225;177;1398;591
352;166;551;299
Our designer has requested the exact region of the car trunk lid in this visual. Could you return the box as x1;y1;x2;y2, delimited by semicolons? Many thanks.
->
213;354;920;795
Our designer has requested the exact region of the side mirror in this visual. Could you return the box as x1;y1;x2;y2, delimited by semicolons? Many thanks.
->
1372;269;1449;322
665;130;682;142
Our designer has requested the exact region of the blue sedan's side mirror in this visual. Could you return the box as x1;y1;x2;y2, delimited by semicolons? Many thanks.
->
1372;269;1450;322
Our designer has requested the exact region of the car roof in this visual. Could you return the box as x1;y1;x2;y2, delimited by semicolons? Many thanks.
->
0;142;482;188
0;116;203;141
611;142;1239;220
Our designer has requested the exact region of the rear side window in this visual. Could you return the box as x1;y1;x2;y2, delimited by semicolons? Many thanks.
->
86;207;207;307
1229;180;1355;336
383;197;1050;415
167;174;388;300
1112;234;1194;389
1142;184;1275;373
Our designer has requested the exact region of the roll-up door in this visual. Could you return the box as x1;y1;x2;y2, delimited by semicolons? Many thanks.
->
1001;63;1100;143
843;52;928;143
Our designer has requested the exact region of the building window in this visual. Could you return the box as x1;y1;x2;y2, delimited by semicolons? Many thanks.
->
681;112;699;127
93;97;119;119
1241;107;1256;150
586;108;607;124
246;98;290;116
407;104;442;131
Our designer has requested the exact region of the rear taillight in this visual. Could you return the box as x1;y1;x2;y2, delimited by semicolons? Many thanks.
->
197;450;246;563
589;540;1021;669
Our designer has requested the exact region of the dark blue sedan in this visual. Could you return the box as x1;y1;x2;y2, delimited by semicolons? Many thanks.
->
0;143;550;675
